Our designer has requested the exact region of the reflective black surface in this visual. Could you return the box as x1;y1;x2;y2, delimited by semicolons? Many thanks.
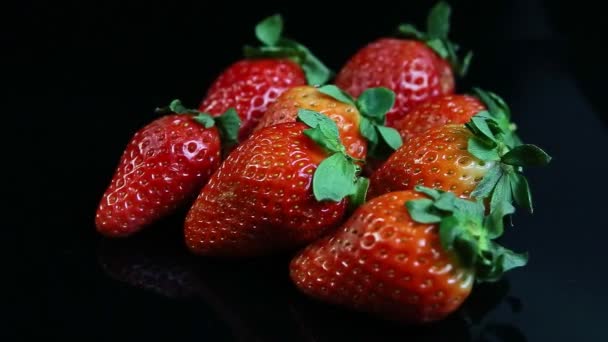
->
15;0;608;340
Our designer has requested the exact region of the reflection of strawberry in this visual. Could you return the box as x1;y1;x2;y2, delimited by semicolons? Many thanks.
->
95;100;239;237
291;186;526;323
185;111;367;257
369;92;550;213
336;2;472;127
199;14;331;141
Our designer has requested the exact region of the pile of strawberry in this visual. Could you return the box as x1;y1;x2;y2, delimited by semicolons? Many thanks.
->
96;2;550;324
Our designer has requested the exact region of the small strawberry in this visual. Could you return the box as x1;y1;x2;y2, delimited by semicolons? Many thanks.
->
290;186;526;323
392;93;485;142
199;14;331;141
335;2;472;127
184;111;368;257
256;85;403;160
95;100;240;237
369;92;550;213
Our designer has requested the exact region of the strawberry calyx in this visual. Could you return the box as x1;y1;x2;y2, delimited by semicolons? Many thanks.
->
297;109;369;207
317;85;403;160
407;185;528;283
156;99;241;147
464;91;551;214
396;1;472;77
243;14;332;86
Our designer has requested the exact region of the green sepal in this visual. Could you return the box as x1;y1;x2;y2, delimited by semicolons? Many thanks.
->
509;171;533;213
357;87;395;122
407;185;527;283
214;108;241;147
467;137;500;161
348;177;370;210
244;15;332;85
297;109;364;203
395;1;472;77
471;165;502;199
318;85;356;107
192;113;215;128
501;144;552;167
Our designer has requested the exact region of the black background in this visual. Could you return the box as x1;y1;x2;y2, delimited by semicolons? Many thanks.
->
9;0;608;340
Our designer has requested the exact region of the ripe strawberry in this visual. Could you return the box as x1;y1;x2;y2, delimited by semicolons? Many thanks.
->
256;85;403;161
184;111;368;257
199;15;331;141
393;93;485;142
335;2;472;127
95;100;240;237
290;186;526;323
369;91;551;213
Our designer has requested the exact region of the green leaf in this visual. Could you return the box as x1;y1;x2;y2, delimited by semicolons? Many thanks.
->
426;1;451;39
406;198;442;223
413;185;442;200
470;116;496;142
501;144;552;167
193;113;215;128
396;24;425;40
473;88;501;118
279;38;332;85
312;153;357;202
439;215;461;251
509;172;533;213
426;38;449;59
357;87;395;121
255;14;283;46
243;45;301;59
214;108;241;145
376;126;403;151
459;50;473;77
432;191;458;212
299;109;343;153
490;174;512;214
485;200;515;239
488;91;511;119
359;117;378;147
348;177;369;209
317;85;356;106
471;165;502;199
468;137;500;161
168;99;190;114
454;233;479;269
498;247;528;273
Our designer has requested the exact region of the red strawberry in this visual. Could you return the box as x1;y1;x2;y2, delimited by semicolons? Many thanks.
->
335;2;471;127
290;186;527;323
95;100;240;237
369;91;551;214
199;14;331;141
392;93;485;142
184;111;368;257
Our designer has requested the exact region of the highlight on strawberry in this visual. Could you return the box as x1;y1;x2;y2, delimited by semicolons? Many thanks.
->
199;14;331;142
95;100;240;237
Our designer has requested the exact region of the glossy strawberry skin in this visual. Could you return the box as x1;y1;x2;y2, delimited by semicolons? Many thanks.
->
199;59;306;142
96;115;221;237
368;125;493;200
336;38;454;127
184;122;348;257
392;94;485;142
290;191;473;323
256;85;367;161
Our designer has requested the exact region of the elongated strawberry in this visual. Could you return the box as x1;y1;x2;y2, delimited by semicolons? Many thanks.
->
335;2;472;127
95;100;240;237
256;85;403;160
199;15;331;141
291;186;526;323
369;92;550;213
184;111;368;256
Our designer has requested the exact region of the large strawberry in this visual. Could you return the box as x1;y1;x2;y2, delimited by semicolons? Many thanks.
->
256;85;403;160
199;14;331;141
184;111;368;257
290;186;526;323
95;100;240;237
335;1;471;127
369;93;550;213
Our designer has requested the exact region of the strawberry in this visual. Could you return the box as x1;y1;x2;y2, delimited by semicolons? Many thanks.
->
335;2;472;127
290;186;527;323
369;91;551;213
95;100;240;237
184;111;368;257
392;93;485;142
199;14;331;141
256;85;403;160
